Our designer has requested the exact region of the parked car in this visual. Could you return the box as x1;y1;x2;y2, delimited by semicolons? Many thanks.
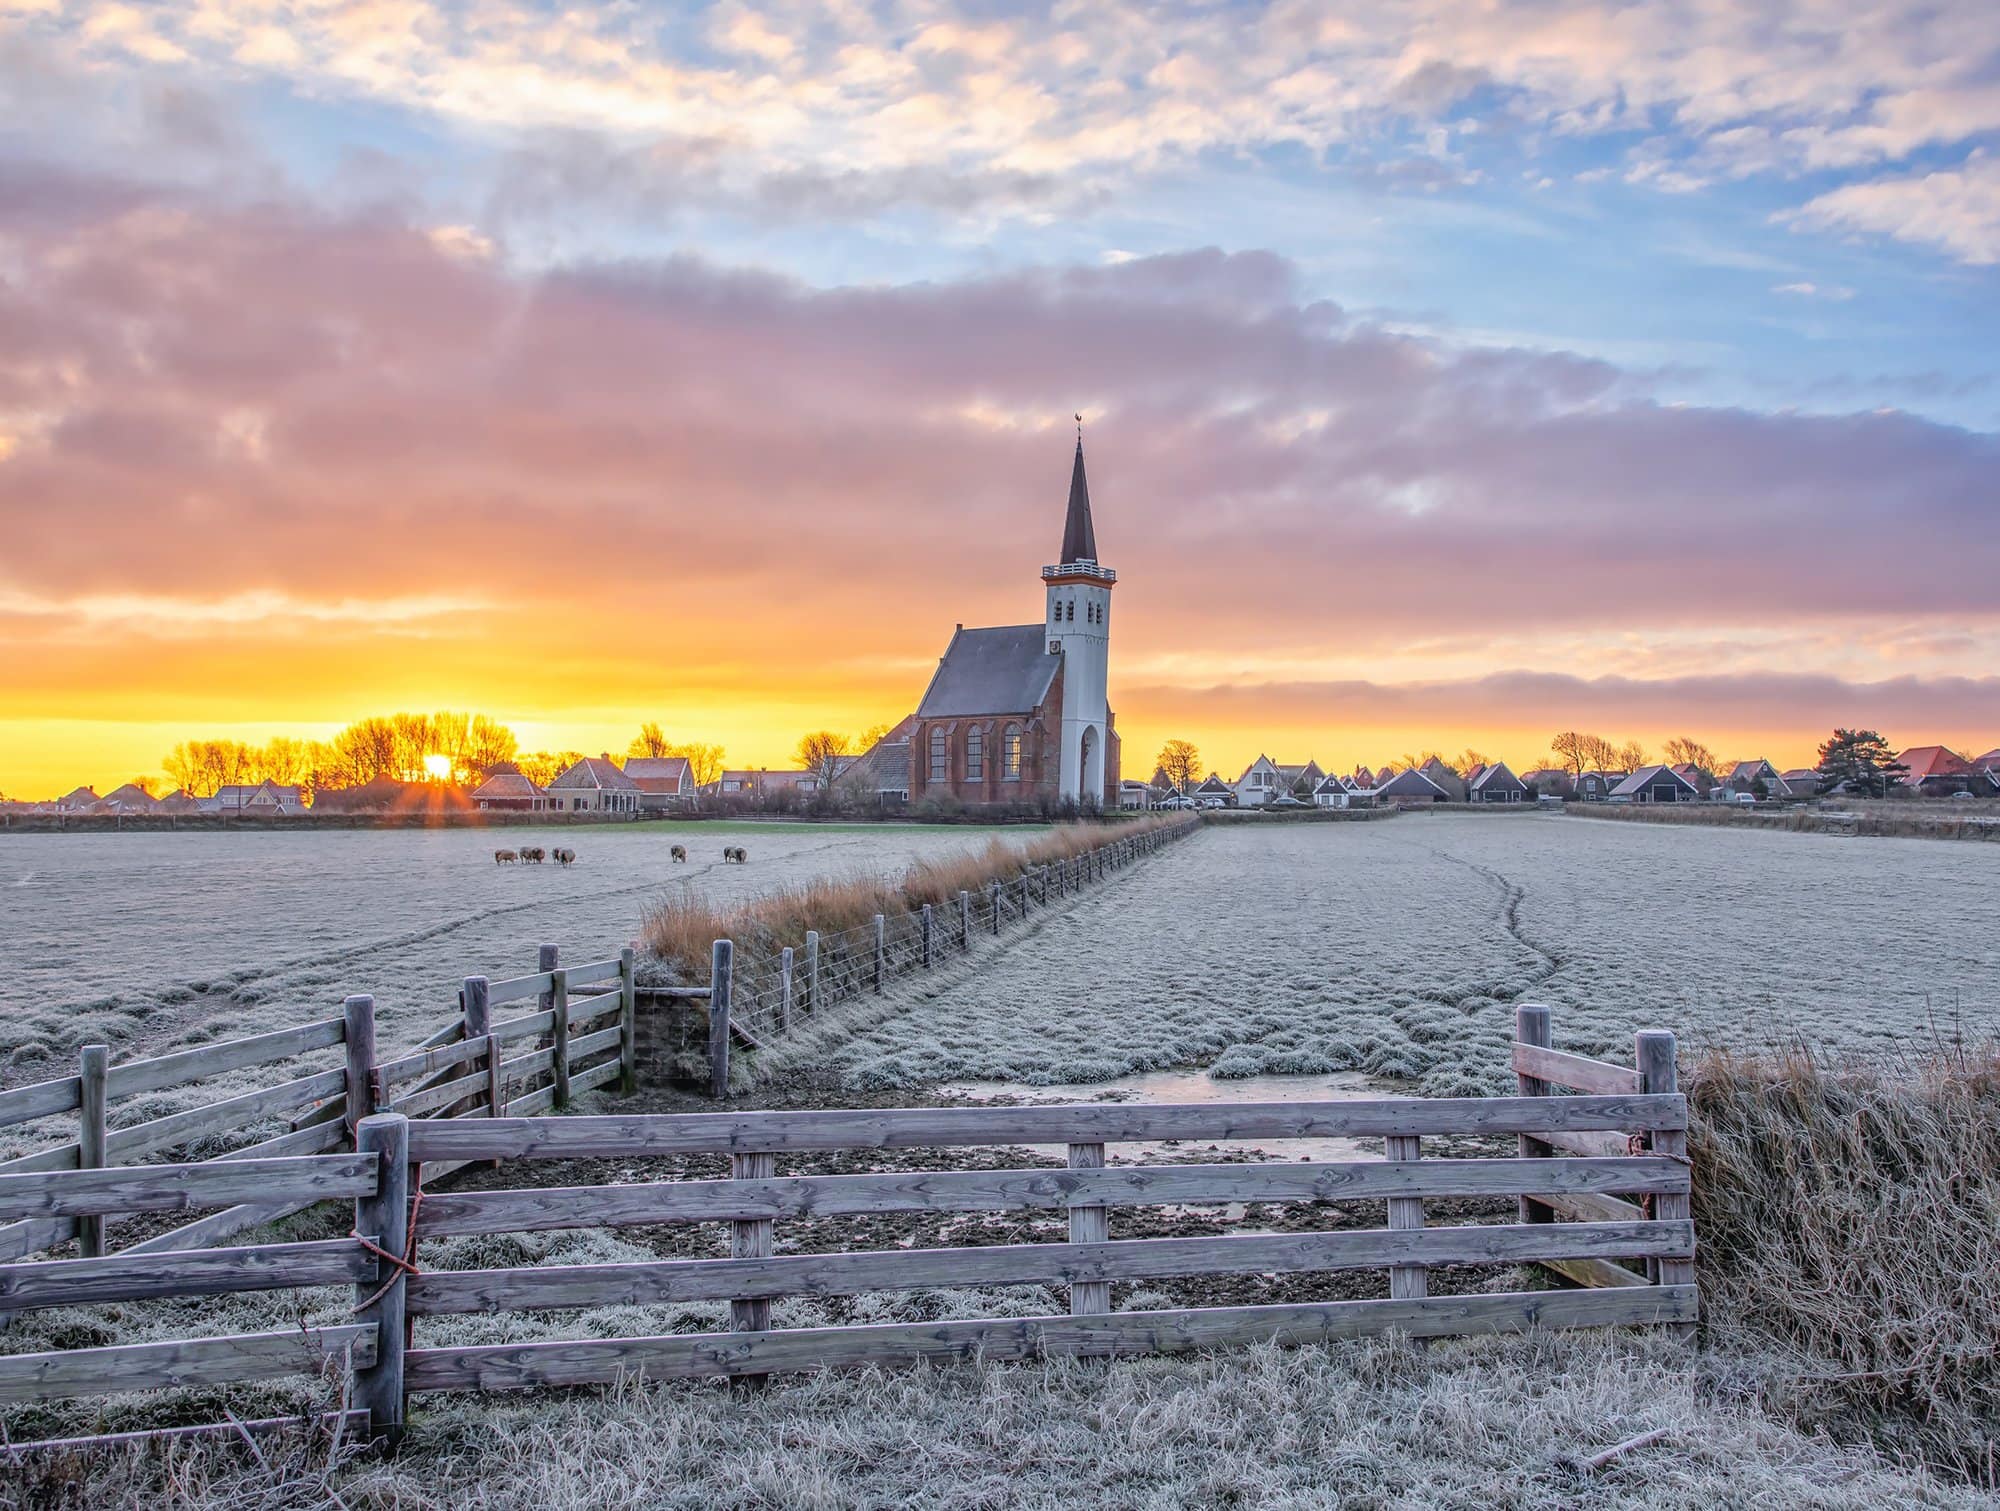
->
1198;797;1226;810
1270;794;1307;809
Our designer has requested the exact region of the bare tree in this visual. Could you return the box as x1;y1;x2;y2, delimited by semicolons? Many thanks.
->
1662;736;1719;774
672;743;726;787
1615;739;1649;770
629;721;672;759
796;731;853;785
1156;739;1201;792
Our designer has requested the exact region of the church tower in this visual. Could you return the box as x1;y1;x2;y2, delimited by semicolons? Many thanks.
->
1042;437;1115;803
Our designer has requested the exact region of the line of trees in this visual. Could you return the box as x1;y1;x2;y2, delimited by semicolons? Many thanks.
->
163;711;523;802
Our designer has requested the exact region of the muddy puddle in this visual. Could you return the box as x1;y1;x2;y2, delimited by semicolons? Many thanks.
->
937;1067;1412;1166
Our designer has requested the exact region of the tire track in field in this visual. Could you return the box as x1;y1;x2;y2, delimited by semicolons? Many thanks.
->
1378;830;1567;1006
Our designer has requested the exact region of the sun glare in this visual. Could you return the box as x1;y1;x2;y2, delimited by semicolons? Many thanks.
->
422;753;452;781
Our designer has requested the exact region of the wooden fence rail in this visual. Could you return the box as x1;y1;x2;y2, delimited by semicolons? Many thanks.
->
0;1003;1696;1449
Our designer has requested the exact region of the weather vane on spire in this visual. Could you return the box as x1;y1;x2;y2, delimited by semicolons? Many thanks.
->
1075;411;1083;442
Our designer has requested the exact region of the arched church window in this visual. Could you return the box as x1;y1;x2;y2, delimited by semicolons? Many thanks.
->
966;725;983;780
1003;726;1023;780
1066;601;1075;622
929;727;947;781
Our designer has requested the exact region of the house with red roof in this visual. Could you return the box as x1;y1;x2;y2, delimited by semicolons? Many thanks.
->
1893;746;1977;797
624;756;697;811
472;771;550;812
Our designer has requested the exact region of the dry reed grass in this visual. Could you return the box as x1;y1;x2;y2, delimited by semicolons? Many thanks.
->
1688;1043;2000;1483
639;817;1186;977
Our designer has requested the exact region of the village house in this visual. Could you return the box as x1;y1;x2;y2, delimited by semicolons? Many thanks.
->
1192;774;1234;807
1720;759;1786;800
55;786;100;813
1894;746;1977;797
1233;755;1284;807
471;771;551;812
905;438;1121;809
1521;768;1573;798
1573;770;1625;801
837;716;915;808
1779;768;1820;797
547;757;641;814
1375;767;1451;803
1669;763;1717;798
98;783;160;814
1313;773;1378;808
623;756;697;811
1609;765;1698;803
708;769;823;800
1467;762;1529;803
1418;758;1467;801
1118;779;1151;809
202;780;305;816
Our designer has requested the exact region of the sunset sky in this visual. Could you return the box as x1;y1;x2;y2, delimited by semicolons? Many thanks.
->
2;1;1998;797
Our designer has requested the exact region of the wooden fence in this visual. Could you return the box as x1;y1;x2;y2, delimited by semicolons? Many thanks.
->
674;817;1199;1095
0;1010;1696;1449
0;948;636;1265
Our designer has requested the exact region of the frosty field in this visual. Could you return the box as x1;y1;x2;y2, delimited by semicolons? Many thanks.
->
0;822;1019;1081
826;814;2000;1095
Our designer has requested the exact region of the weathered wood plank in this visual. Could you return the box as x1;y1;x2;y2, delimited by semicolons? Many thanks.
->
105;1068;350;1162
389;1068;491;1119
371;1036;488;1089
77;1046;108;1257
563;958;624;984
1385;1133;1424;1302
1539;1128;1634;1160
1542;1256;1652;1290
118;1197;326;1256
0;1324;377;1404
0;1075;82;1130
486;972;556;1007
1068;1143;1109;1315
1510;1043;1641;1097
0;1144;80;1175
413;1157;1690;1237
1528;1190;1646;1225
405;1287;1699;1391
567;1025;623;1062
0;1409;369;1457
0;1153;376;1219
402;1095;1688;1162
0;1218;75;1262
0;1237;375;1311
486;1008;556;1047
105;1018;346;1101
219;1117;349;1162
406;1221;1694;1315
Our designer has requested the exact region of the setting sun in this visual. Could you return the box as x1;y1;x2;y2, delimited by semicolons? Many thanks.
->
422;753;452;782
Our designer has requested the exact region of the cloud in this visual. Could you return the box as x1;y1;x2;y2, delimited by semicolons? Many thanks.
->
1785;151;2000;265
22;1;2000;249
1772;281;1856;301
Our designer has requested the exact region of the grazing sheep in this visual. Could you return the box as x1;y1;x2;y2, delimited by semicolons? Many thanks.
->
725;846;748;863
670;844;687;862
494;849;518;865
522;846;546;864
553;847;575;866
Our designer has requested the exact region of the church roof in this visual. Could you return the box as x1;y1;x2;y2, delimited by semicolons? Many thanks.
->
918;625;1061;718
1060;440;1097;564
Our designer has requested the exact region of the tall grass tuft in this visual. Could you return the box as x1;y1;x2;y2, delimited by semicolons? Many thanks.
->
1688;1043;2000;1481
640;817;1187;978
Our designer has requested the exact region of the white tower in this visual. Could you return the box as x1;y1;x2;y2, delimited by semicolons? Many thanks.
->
1043;438;1114;804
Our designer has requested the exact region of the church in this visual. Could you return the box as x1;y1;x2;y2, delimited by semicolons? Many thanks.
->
906;438;1120;809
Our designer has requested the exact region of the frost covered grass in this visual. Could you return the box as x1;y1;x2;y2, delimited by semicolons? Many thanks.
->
0;823;1025;1085
10;1331;1980;1509
824;815;2000;1095
638;818;1182;978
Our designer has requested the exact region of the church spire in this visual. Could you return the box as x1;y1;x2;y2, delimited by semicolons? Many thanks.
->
1060;433;1098;565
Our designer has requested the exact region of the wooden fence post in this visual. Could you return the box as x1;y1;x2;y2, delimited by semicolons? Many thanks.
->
959;890;971;951
1515;1004;1552;1227
342;994;377;1144
352;1112;410;1446
1068;1142;1109;1314
779;947;795;1033
730;1149;775;1387
77;1045;107;1259
804;931;820;1016
618;947;637;1094
1386;1133;1426;1300
921;904;934;969
484;1033;503;1119
709;939;733;1099
1637;1029;1695;1338
549;968;572;1109
989;881;1000;935
455;976;491;1119
872;914;885;994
